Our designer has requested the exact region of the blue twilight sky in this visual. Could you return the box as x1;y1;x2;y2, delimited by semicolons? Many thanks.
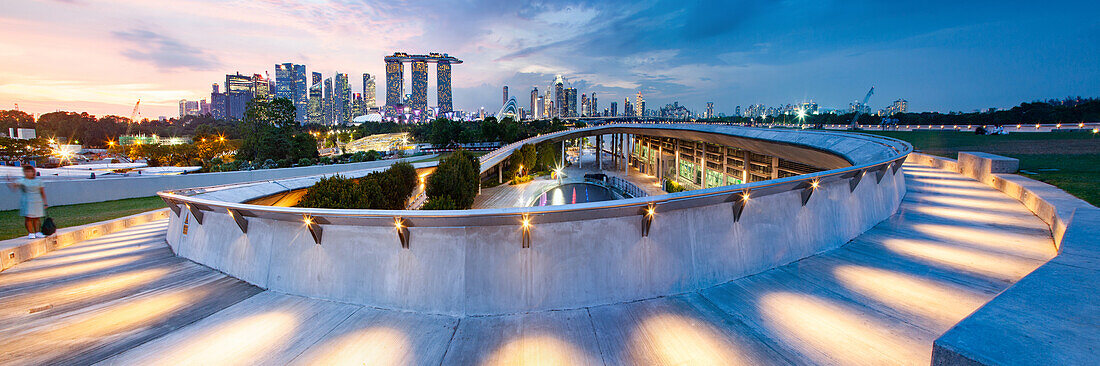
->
0;0;1097;117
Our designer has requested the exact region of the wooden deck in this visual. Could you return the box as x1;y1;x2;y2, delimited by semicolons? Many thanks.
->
0;163;1056;365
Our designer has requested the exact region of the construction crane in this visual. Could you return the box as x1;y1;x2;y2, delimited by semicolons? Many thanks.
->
849;86;874;130
129;99;141;123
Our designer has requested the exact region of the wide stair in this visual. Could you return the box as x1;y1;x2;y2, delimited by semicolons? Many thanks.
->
0;163;1056;365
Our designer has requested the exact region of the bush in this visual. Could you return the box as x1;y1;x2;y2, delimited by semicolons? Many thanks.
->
298;158;312;166
296;175;367;209
425;149;480;210
296;162;420;209
663;179;686;193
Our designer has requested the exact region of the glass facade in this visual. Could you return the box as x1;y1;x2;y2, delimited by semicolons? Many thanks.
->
437;61;452;113
385;60;403;107
410;60;428;112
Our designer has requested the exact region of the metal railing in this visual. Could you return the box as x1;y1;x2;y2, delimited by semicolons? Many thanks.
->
160;123;911;231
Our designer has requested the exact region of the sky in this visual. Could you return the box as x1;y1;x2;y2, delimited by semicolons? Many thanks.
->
1;0;1098;118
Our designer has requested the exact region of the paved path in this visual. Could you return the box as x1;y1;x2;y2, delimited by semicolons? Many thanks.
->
0;163;1056;365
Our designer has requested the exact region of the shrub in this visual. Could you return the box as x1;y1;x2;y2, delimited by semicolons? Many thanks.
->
425;149;480;209
663;179;686;193
296;175;367;209
296;162;420;209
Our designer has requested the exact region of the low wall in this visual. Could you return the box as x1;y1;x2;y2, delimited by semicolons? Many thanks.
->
911;152;1100;365
168;169;906;316
0;157;431;211
0;209;170;272
162;125;911;316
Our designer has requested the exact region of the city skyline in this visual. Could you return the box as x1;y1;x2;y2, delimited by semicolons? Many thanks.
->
1;1;1098;118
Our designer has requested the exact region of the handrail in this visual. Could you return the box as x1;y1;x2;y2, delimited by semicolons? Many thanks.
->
159;123;911;228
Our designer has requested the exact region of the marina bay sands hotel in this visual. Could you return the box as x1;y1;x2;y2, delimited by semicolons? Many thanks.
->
384;52;462;116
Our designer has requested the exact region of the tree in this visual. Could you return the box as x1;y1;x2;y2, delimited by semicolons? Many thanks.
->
424;149;480;210
297;175;367;209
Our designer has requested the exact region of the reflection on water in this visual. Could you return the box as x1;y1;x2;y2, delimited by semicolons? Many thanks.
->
532;183;615;206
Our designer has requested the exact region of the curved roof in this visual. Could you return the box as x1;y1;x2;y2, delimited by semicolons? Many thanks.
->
495;97;519;120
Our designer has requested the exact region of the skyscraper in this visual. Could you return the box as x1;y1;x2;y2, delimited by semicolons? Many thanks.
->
610;101;618;117
591;93;598;116
530;87;539;120
323;77;333;125
312;72;322;86
275;63;294;101
225;73;253;120
554;75;564;118
335;73;351;124
706;102;714;118
623;99;633;117
363;73;376;109
635;91;645;117
409;60;428;112
565;88;577;117
543;90;552;118
581;93;587;117
502;86;508;106
251;73;271;102
385;60;404;107
293;64;307;124
308;83;322;125
210;83;225;119
436;60;453;114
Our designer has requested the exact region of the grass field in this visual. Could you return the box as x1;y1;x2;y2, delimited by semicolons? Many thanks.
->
412;150;489;163
0;196;165;241
860;131;1100;205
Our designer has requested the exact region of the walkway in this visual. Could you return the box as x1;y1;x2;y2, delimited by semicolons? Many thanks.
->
0;163;1056;365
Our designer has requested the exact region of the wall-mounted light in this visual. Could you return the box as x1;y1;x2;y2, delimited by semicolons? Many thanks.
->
395;217;410;249
800;180;818;206
892;156;906;174
641;203;656;237
875;163;890;183
848;170;864;192
727;190;749;222
521;214;532;248
228;208;248;233
166;200;182;216
187;203;205;225
304;215;324;245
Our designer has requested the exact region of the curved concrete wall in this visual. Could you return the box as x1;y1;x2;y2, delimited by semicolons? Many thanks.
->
162;125;911;316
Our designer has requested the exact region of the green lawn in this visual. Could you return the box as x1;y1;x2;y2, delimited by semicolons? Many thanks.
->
0;196;165;241
859;131;1100;206
412;151;489;163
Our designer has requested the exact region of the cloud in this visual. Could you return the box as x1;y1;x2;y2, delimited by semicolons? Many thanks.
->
112;29;221;71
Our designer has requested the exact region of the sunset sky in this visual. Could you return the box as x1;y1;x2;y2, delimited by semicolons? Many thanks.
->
1;0;1097;118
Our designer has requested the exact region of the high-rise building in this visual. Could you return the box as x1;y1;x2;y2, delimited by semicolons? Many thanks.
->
210;84;225;119
437;60;453;114
623;99;634;117
610;101;618;117
275;63;308;123
581;93;587;117
735;106;741;117
543;90;552;118
363;73;376;109
225;73;253;119
529;87;539;120
323;78;333;125
251;73;272;102
275;63;294;101
312;72;322;85
385;60;404;107
200;99;210;116
293;64;307;124
706;102;714;119
635;91;645;117
564;88;577;117
590;93;598;117
502;86;508;106
335;73;351;124
308;83;322;125
554;75;565;118
178;100;201;118
409;60;428;112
